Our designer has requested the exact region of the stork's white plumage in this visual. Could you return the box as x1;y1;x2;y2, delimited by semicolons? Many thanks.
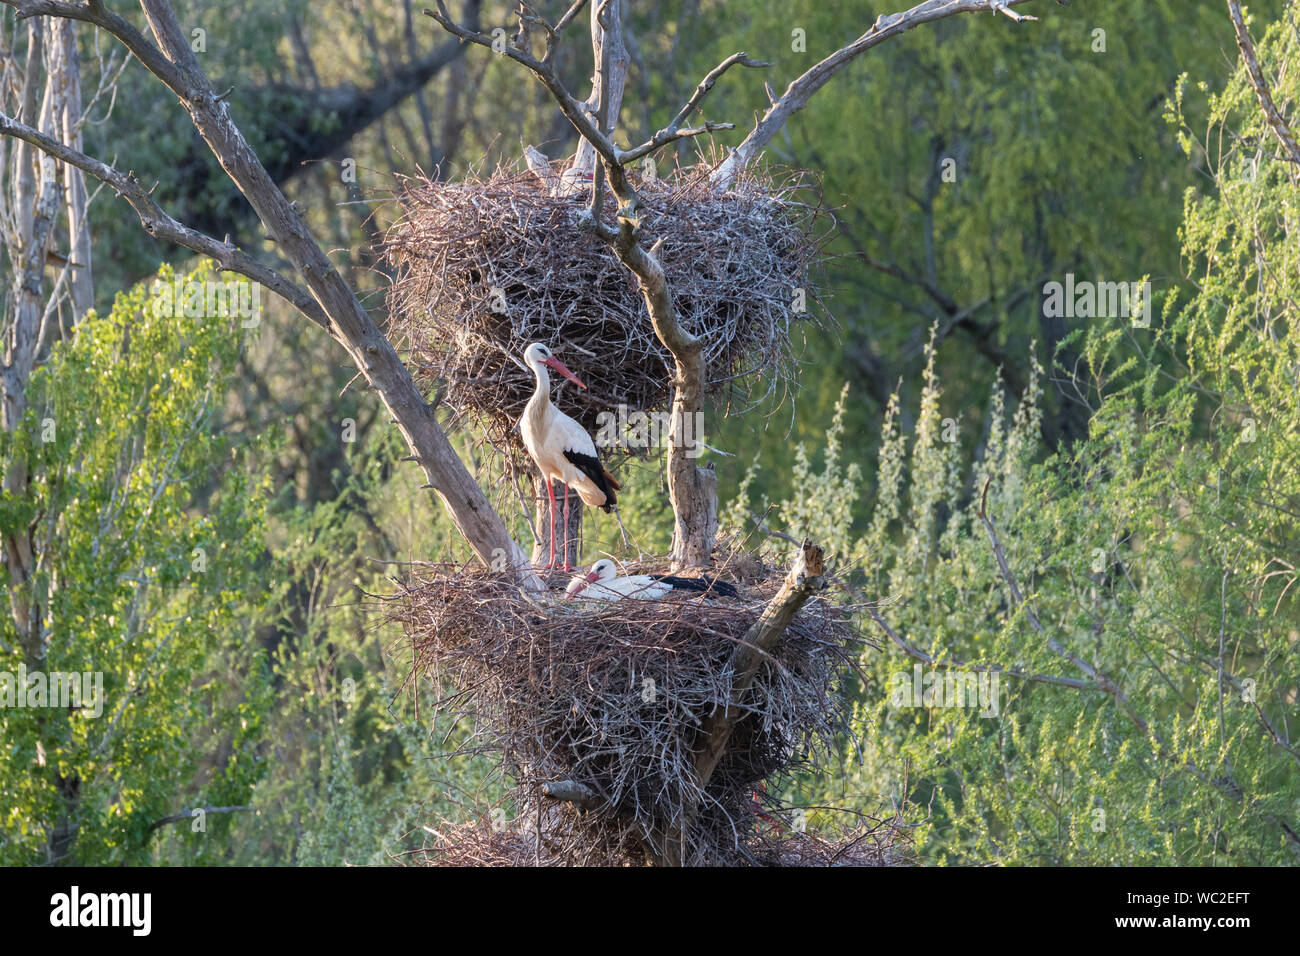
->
564;559;740;601
564;560;673;601
519;343;619;571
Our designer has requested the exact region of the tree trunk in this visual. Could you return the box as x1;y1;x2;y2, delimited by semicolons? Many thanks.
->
568;0;628;182
56;19;93;321
0;18;86;864
692;541;826;786
617;241;718;569
2;17;57;659
665;378;718;569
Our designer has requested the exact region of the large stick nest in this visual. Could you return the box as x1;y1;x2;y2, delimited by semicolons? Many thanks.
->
381;163;829;454
384;558;881;866
405;810;908;867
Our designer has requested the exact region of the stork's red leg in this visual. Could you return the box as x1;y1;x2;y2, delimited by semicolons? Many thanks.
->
561;483;572;570
545;479;557;570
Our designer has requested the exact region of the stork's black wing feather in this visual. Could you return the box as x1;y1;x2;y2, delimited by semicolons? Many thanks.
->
562;448;618;512
650;574;739;598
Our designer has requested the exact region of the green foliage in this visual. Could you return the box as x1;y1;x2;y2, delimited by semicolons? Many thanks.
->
221;428;502;866
728;106;1300;856
734;300;1297;862
9;0;1298;869
0;264;273;864
586;457;674;559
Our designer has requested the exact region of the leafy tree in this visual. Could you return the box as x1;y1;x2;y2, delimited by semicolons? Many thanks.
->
0;264;273;863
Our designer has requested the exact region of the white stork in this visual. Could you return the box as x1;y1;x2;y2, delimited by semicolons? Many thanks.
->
564;558;739;601
519;342;620;571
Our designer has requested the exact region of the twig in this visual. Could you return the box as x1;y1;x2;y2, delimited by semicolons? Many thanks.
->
145;805;252;837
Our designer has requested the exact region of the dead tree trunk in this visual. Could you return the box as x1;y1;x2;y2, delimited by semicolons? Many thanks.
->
693;541;826;785
567;0;627;184
55;18;92;321
638;258;718;569
1;16;57;659
0;16;96;861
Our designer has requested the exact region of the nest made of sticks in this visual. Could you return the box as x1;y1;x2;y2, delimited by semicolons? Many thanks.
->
384;557;874;866
406;810;908;867
381;162;829;455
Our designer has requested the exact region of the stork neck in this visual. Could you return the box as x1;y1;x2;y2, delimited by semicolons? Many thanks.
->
530;361;552;402
525;360;553;437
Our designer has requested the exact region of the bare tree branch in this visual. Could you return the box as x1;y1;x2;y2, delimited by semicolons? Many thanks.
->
695;541;826;788
977;478;1145;717
0;110;330;329
54;18;92;321
541;779;601;808
710;0;1045;188
618;50;768;164
145;805;252;837
427;2;746;171
425;2;620;169
10;0;194;99
862;600;1094;691
648;540;826;864
1228;0;1300;168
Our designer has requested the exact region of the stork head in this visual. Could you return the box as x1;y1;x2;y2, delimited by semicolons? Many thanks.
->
564;558;617;598
523;342;586;389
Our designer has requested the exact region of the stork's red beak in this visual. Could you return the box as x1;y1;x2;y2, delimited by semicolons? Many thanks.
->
544;355;587;389
564;569;600;600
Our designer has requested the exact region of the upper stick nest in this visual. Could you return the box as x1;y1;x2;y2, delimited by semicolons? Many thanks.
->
384;556;874;866
381;162;828;453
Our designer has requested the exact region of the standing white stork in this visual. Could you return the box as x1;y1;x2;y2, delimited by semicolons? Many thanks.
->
519;342;620;571
564;558;739;601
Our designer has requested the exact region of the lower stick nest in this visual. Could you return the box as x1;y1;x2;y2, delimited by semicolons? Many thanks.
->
407;809;907;867
386;559;894;865
381;162;828;454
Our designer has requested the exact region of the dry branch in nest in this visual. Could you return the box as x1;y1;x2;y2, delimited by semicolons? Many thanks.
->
383;557;883;866
381;162;829;456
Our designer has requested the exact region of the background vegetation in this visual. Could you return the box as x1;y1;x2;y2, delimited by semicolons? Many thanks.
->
2;0;1296;864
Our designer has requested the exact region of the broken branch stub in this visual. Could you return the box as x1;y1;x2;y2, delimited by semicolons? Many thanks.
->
694;540;827;790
